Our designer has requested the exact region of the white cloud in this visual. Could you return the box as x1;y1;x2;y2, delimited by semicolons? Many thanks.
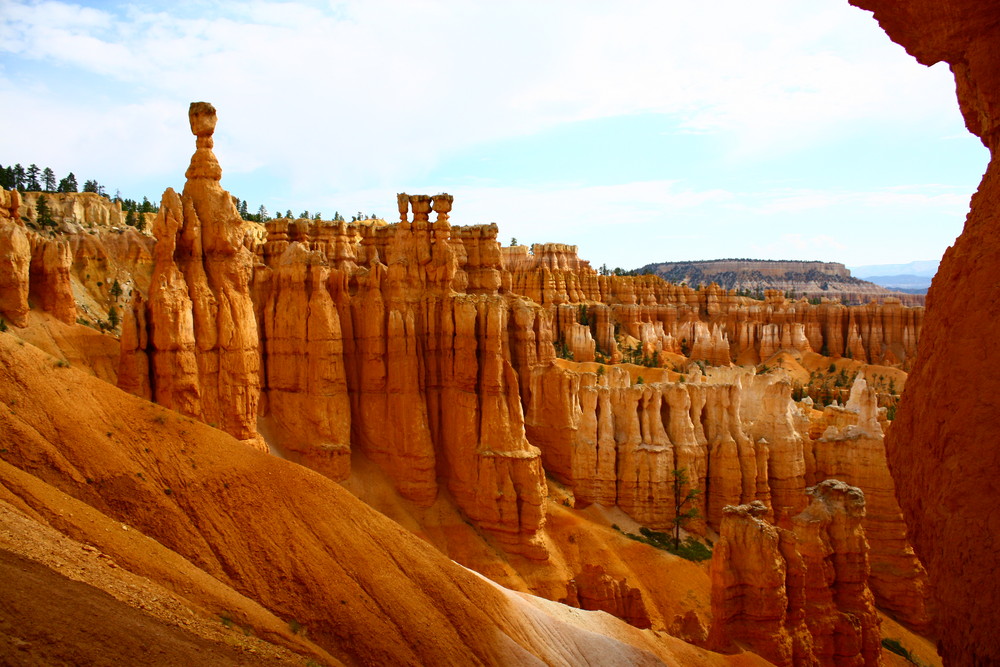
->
0;0;981;267
0;0;965;187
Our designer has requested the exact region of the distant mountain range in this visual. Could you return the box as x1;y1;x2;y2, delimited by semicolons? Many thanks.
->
848;260;939;293
633;258;925;305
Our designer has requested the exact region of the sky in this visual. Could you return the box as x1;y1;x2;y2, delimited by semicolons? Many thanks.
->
0;0;989;270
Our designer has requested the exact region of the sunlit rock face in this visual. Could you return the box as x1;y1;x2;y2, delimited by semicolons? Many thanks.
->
119;102;265;451
850;1;1000;663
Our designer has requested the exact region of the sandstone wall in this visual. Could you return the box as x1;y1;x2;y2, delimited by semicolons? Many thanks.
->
18;190;154;232
709;482;883;667
850;1;1000;663
525;361;930;626
502;248;923;368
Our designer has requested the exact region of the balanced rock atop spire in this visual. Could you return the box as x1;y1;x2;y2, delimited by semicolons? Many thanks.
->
185;101;223;182
120;101;264;450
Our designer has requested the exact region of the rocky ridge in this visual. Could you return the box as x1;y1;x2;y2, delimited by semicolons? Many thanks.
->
636;259;924;307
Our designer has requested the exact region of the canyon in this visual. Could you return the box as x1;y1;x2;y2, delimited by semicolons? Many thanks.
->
0;101;937;666
1;1;997;663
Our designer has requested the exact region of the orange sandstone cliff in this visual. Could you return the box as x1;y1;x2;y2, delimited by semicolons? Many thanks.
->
849;1;1000;663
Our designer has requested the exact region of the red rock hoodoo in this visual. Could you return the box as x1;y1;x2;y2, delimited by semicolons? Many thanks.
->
119;102;265;450
709;481;882;667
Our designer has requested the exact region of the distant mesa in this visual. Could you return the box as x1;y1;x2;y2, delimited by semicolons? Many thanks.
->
635;258;924;305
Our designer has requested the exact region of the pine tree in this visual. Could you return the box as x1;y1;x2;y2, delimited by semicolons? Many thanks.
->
42;167;56;192
35;195;55;227
110;279;123;300
257;205;268;221
671;468;702;550
107;305;120;329
13;164;25;190
83;180;99;193
60;172;78;193
26;164;41;191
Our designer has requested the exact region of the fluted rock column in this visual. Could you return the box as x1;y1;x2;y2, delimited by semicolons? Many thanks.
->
119;102;264;450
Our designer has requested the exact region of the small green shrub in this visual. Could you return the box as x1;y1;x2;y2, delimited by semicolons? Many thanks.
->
880;637;930;666
618;525;713;562
0;319;7;332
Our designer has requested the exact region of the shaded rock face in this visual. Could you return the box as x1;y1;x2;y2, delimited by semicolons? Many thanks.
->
0;188;78;327
29;237;76;324
709;482;882;667
849;2;1000;663
813;375;931;629
561;564;652;629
